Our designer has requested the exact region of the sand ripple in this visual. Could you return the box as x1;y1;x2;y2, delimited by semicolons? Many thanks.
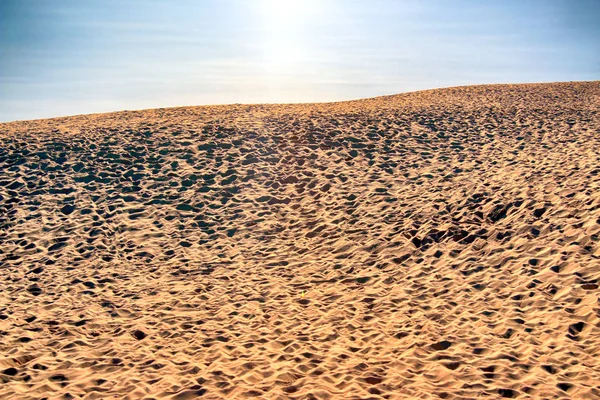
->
1;82;599;399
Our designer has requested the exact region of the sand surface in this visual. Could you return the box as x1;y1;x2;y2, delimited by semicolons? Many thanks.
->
1;82;599;399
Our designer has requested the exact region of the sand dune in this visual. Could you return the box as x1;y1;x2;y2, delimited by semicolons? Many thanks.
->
1;82;599;399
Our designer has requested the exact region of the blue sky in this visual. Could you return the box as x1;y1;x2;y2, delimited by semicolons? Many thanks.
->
1;0;599;122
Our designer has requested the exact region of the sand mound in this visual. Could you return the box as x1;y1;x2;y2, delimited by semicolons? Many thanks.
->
1;82;599;399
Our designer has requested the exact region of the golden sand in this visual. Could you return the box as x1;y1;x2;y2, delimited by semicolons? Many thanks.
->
0;82;599;399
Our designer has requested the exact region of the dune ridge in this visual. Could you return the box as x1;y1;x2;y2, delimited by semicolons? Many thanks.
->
1;81;599;399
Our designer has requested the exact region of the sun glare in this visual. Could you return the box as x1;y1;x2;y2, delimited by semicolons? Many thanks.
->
259;0;317;29
255;0;324;78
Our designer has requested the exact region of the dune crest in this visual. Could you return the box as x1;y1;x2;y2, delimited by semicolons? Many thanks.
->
1;82;599;399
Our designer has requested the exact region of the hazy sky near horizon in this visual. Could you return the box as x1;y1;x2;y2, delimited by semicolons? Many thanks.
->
1;0;599;122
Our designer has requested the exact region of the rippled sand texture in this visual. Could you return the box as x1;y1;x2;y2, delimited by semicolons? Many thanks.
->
1;82;599;399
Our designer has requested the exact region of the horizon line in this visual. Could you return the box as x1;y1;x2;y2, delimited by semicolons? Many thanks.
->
1;79;597;124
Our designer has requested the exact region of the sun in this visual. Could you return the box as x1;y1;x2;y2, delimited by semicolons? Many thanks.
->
253;0;324;77
258;0;319;30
